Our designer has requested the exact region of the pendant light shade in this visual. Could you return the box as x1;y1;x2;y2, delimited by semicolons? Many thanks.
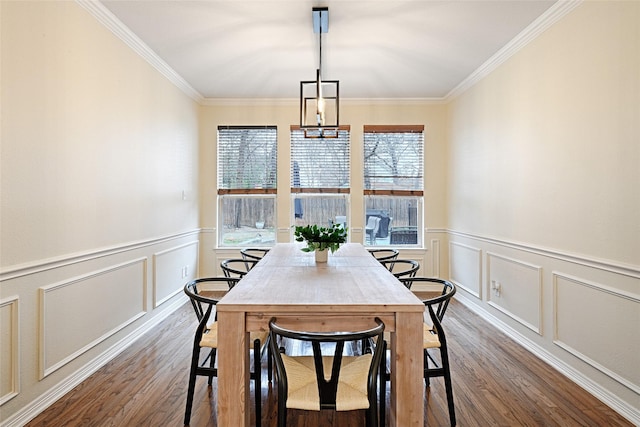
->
300;7;340;138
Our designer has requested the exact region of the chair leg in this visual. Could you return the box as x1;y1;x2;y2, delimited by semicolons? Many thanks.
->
366;405;376;427
277;377;287;427
267;342;273;382
184;347;200;425
379;340;387;427
423;349;431;387
208;348;216;385
440;347;456;426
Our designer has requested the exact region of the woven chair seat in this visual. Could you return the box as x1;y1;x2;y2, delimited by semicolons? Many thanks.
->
423;323;441;349
269;317;385;426
200;322;268;349
282;354;372;411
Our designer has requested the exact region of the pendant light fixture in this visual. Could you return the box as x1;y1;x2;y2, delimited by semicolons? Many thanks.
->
300;7;340;138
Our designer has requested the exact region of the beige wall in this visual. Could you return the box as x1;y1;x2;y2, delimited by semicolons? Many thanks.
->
1;1;200;267
447;1;639;265
446;1;639;419
1;2;200;423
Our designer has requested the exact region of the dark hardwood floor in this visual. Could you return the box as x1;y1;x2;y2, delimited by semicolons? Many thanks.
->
26;299;632;427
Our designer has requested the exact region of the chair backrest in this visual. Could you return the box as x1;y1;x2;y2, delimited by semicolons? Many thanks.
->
365;216;378;230
372;217;381;236
221;258;257;278
184;277;239;321
268;317;385;410
240;248;270;261
368;248;399;263
183;280;225;347
401;278;456;324
381;259;419;278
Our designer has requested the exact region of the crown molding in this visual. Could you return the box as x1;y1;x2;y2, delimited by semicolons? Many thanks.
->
201;97;446;107
445;0;583;101
76;0;204;103
80;0;581;107
201;98;298;107
343;97;447;106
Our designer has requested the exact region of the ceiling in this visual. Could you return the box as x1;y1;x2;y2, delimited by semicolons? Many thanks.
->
100;0;557;101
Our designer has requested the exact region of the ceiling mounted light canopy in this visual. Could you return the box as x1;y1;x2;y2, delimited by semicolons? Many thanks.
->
300;7;340;138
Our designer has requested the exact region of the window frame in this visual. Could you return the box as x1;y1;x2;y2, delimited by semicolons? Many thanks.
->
363;125;424;248
217;125;278;248
290;125;351;240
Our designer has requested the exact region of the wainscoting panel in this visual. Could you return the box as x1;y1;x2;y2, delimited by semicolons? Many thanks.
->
38;258;147;379
426;230;640;423
431;239;441;277
0;296;19;405
153;241;199;308
487;252;542;334
554;272;640;394
449;241;482;298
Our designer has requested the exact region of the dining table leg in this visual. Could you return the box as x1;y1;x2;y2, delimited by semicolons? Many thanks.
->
390;310;424;427
217;310;250;426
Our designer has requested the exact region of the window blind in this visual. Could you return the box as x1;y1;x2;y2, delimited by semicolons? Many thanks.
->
217;126;277;194
290;126;351;193
363;125;424;196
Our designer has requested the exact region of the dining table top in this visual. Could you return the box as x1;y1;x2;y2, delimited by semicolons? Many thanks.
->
217;242;424;314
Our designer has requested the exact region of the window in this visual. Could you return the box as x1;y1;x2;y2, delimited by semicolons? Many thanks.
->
290;126;350;232
217;126;277;247
363;125;424;247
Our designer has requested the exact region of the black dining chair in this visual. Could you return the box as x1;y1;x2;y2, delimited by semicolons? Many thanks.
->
183;279;269;426
268;317;386;427
380;277;457;426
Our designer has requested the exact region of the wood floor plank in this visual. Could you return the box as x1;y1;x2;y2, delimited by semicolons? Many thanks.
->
26;299;632;427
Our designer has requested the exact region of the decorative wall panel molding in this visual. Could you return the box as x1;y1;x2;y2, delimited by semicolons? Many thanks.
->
153;241;199;308
449;241;482;298
1;296;185;427
0;295;20;405
38;258;147;379
553;272;640;394
431;239;441;277
487;252;543;334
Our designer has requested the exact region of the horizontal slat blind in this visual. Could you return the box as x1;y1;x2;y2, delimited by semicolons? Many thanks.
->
290;127;350;193
218;126;277;194
364;125;424;195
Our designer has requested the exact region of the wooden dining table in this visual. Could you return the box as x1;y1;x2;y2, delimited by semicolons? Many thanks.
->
216;243;425;426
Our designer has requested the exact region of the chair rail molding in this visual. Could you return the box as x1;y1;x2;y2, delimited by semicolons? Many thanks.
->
446;229;640;279
0;229;201;282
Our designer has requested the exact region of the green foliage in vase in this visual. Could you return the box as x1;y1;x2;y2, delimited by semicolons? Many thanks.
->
293;224;348;253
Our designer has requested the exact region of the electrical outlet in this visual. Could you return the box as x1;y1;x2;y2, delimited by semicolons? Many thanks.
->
491;280;502;297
